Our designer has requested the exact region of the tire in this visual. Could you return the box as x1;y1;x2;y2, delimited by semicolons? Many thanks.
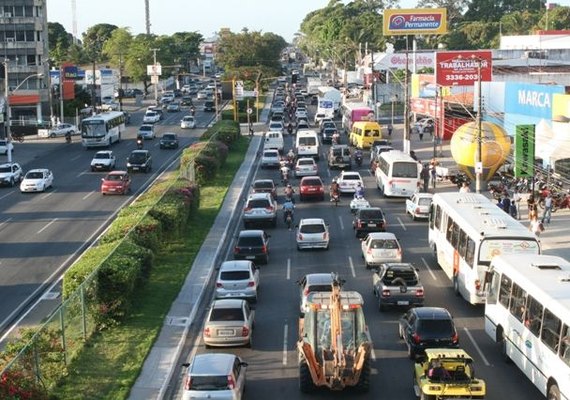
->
9;178;14;187
453;275;460;296
354;357;370;392
499;329;512;363
407;343;416;360
547;383;560;400
299;361;316;393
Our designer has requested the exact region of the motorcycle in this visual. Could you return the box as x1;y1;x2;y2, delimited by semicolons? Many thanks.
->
280;166;290;185
136;138;144;149
284;209;294;229
332;133;340;146
354;151;363;167
287;124;293;135
330;191;340;207
450;172;471;190
65;133;72;144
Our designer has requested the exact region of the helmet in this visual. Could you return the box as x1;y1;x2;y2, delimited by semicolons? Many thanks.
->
287;184;292;188
332;178;337;183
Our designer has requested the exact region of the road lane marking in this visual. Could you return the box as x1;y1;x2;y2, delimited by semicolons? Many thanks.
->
283;323;288;366
397;217;407;231
365;328;376;361
338;215;344;230
0;191;14;200
287;258;291;280
82;191;95;200
326;167;331;177
37;218;58;234
463;327;490;366
348;256;356;277
0;217;13;229
421;257;437;281
41;190;56;199
71;154;81;161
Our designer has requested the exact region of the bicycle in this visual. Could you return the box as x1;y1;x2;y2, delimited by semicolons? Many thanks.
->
12;133;24;143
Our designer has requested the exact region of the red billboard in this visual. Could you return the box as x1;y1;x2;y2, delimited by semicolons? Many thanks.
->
62;62;76;100
435;50;492;87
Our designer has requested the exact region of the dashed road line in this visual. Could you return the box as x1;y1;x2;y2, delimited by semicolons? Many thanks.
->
421;257;437;281
37;218;58;234
283;323;288;366
397;216;407;231
463;327;490;366
82;191;95;200
287;258;291;280
338;215;344;230
348;256;356;277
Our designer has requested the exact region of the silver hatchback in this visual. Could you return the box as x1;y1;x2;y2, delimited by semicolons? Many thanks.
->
215;260;259;303
203;299;255;348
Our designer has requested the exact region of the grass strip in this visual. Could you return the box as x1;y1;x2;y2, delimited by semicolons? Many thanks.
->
50;137;250;400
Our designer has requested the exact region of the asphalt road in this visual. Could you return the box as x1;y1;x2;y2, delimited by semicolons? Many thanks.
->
0;100;214;340
172;125;544;399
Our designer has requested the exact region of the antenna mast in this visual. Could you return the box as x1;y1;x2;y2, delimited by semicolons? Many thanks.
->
71;0;78;43
145;0;151;34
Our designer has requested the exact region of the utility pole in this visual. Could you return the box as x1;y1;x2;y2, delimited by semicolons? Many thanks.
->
118;53;124;111
144;0;151;35
403;36;411;155
475;57;483;194
371;49;377;122
91;60;97;114
433;86;439;158
59;65;64;123
151;48;160;104
3;60;12;163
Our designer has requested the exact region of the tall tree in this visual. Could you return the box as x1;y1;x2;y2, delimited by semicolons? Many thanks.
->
82;23;118;63
48;22;72;66
535;6;570;31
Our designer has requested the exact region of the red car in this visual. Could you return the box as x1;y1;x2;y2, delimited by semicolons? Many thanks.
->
101;171;131;195
299;176;325;201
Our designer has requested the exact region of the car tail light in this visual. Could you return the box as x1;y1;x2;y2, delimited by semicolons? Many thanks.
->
261;245;267;254
304;288;309;296
227;375;236;389
381;289;390;297
415;288;424;297
241;326;250;337
323;232;328;240
412;333;421;344
247;281;255;287
474;279;481;291
452;332;459;344
216;282;223;288
397;249;402;258
298;233;303;241
184;376;193;390
266;206;274;212
244;207;251;212
415;207;420;214
357;221;363;228
388;179;393;185
204;327;211;337
233;246;239;254
312;165;317;170
318;186;324;192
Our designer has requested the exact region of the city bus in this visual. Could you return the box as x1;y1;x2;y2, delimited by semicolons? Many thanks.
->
428;193;541;305
374;150;420;197
484;254;570;400
81;111;125;148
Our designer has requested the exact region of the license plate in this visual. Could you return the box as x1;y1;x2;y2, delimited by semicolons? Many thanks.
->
245;256;255;260
132;167;139;170
218;329;234;337
367;223;375;227
397;301;409;305
109;188;116;192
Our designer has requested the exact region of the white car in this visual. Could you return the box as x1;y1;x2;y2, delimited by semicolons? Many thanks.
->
314;112;326;126
180;115;196;129
143;111;160;124
405;192;434;220
214;260;259;302
361;232;403;268
138;124;155;139
0;162;23;187
296;218;329;250
295;109;308;119
260;149;280;168
49;123;78;138
20;168;54;193
100;102;119;111
336;171;364;193
268;121;284;134
0;139;14;155
294;157;317;178
90;150;116;172
196;90;209;100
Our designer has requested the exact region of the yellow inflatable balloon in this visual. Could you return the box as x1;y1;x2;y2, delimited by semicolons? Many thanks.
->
450;121;511;181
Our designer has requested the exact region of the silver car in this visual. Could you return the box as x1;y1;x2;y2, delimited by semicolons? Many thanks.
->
297;273;335;316
242;193;277;228
296;218;329;250
203;299;255;348
215;260;259;303
294;157;318;177
260;149;281;168
372;263;424;311
182;353;247;400
361;232;402;268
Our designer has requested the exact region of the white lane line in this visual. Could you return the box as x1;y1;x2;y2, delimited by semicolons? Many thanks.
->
397;216;407;231
0;217;13;229
82;191;95;200
287;258;291;280
283;323;288;366
37;218;58;234
365;328;376;361
77;171;88;177
71;154;81;161
41;190;56;199
421;257;437;281
0;191;14;200
348;256;356;277
463;327;490;366
326;167;331;177
338;215;344;230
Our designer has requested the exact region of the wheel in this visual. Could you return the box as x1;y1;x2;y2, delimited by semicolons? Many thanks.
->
354;357;370;392
407;343;416;359
547;383;560;400
499;329;512;363
453;275;460;296
9;178;14;187
50;133;55;138
299;361;317;393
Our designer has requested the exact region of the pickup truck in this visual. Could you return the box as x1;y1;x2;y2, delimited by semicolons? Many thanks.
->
405;193;433;220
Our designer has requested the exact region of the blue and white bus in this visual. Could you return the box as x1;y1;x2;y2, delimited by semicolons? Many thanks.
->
81;111;125;148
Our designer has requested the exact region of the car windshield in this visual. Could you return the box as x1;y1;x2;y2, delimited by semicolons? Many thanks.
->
253;181;273;189
418;198;432;206
220;271;250;281
0;166;12;173
300;224;326;234
248;199;270;208
189;375;228;390
342;174;360;181
129;154;147;162
95;153;110;159
302;179;321;186
163;134;176;140
210;307;244;321
298;160;314;166
26;172;43;179
370;239;398;249
263;151;278;158
298;137;316;146
183;117;193;122
105;174;124;181
418;319;454;336
145;112;157;117
140;126;152;132
81;120;105;137
393;162;418;178
237;236;263;246
360;209;383;219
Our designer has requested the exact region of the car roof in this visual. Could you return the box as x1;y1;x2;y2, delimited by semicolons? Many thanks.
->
238;229;265;237
131;150;149;155
414;193;434;199
219;260;254;271
0;162;19;167
299;218;326;225
341;171;362;177
297;157;315;162
253;179;275;185
95;150;113;155
189;353;236;376
366;232;396;240
247;192;272;200
412;307;452;319
27;168;49;173
382;262;415;271
304;273;334;284
211;298;246;309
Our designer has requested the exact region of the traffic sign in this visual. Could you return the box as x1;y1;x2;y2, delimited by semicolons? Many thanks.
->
247;108;253;115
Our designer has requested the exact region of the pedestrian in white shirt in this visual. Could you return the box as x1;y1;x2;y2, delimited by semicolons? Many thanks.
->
459;182;471;193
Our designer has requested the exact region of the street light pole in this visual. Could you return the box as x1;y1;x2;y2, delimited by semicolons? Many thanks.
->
151;48;160;104
475;58;483;194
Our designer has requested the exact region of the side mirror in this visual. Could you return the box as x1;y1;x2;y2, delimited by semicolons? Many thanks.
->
181;362;190;368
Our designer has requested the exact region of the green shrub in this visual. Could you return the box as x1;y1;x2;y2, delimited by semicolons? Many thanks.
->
150;183;200;233
195;155;220;184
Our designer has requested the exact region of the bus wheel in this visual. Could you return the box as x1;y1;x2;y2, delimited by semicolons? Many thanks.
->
547;383;560;400
452;275;460;296
499;329;512;364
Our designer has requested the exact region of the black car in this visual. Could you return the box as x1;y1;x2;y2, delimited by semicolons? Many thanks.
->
126;150;152;173
159;133;179;149
322;127;336;144
398;307;459;359
233;230;270;265
352;207;386;237
181;96;193;106
204;100;215;112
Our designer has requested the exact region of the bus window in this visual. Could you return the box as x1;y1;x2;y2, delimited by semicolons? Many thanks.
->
370;129;380;137
486;271;500;304
465;238;475;267
434;206;442;231
560;325;570;365
446;217;454;242
541;309;562;353
451;223;460;249
525;295;543;336
498;274;512;308
509;283;527;323
458;230;468;258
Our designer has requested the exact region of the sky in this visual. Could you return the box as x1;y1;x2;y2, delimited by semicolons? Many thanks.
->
47;0;418;43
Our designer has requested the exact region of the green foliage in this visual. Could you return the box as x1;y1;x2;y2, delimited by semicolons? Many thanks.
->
48;22;72;66
82;23;118;62
216;30;287;72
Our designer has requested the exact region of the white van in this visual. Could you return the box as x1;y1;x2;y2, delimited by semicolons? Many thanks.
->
295;130;320;160
264;131;284;153
375;150;421;197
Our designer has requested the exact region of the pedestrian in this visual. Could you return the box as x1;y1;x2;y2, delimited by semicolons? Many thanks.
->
501;194;511;214
420;163;430;193
459;182;470;193
430;165;437;189
529;214;544;237
387;124;393;137
512;189;521;219
542;192;553;224
419;125;424;141
497;198;504;211
527;195;537;216
509;199;518;219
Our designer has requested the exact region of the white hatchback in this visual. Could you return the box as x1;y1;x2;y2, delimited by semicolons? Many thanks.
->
20;168;54;193
180;115;196;129
337;171;364;193
296;218;329;250
361;232;403;268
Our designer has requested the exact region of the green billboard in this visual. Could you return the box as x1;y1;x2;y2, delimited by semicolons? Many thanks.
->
514;124;535;178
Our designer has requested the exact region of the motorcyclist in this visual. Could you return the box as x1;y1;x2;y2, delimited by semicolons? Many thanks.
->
287;123;293;135
282;199;295;225
330;179;340;201
354;182;365;199
332;131;340;145
136;134;144;149
280;164;290;182
65;131;72;143
190;106;196;116
354;149;363;165
284;183;295;201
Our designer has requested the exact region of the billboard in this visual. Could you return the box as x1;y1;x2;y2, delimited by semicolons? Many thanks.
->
435;50;492;87
504;82;565;119
383;8;447;36
62;63;76;100
514;125;535;178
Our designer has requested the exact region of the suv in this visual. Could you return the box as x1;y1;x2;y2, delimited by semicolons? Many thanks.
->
215;260;259;302
352;207;386;237
372;263;424;311
182;353;247;399
159;133;179;149
126;150;152;173
328;145;351;169
0;162;23;187
398;307;459;359
90;150;116;171
233;230;270;265
242;192;277;228
204;100;215;112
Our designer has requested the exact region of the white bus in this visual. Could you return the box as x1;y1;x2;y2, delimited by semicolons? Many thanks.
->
484;254;570;400
81;111;125;148
428;193;540;305
374;150;420;197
